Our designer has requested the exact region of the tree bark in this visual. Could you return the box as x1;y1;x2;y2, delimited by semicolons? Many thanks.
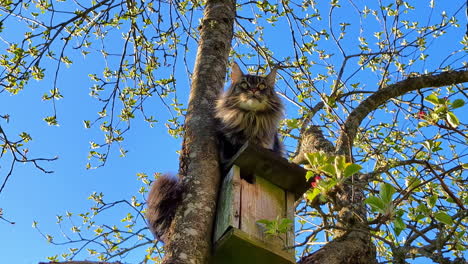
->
161;0;235;263
293;126;377;264
298;235;377;264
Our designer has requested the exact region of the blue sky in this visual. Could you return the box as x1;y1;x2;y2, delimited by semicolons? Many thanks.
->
0;11;184;259
0;57;182;262
0;1;467;263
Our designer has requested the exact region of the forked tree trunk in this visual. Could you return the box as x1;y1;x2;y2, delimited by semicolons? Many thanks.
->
294;126;377;264
161;0;236;263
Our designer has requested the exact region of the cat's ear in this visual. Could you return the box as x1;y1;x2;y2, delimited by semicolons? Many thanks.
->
231;62;244;83
265;66;278;87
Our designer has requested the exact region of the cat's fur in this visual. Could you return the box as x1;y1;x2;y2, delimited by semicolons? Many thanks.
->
146;62;284;242
216;62;284;158
146;174;184;241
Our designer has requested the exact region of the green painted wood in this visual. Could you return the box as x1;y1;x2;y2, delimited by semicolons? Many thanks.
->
214;166;241;242
226;142;309;200
286;191;295;255
212;227;295;264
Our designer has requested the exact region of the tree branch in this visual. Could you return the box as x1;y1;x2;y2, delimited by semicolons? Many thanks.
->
336;70;468;156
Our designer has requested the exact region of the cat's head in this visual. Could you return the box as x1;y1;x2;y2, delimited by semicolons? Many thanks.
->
225;62;279;111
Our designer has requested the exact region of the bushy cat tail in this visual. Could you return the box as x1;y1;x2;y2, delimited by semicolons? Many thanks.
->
146;174;183;242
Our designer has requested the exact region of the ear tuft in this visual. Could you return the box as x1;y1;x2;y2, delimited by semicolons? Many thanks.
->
231;62;243;83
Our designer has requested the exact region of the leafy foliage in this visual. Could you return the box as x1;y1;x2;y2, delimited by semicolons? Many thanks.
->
257;217;293;238
304;152;362;202
0;0;467;263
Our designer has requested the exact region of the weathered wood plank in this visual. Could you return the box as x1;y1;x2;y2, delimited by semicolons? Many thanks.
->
286;191;296;255
227;142;310;200
212;227;295;264
240;175;287;248
214;166;241;242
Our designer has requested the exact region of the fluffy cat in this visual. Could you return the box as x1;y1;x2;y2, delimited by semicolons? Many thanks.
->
147;62;284;242
216;62;284;158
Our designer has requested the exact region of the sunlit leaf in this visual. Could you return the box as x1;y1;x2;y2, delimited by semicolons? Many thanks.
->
380;183;396;204
446;112;459;127
320;164;336;176
451;99;465;109
365;196;385;213
306;188;321;201
434;212;453;225
343;163;362;178
393;217;406;236
424;94;440;105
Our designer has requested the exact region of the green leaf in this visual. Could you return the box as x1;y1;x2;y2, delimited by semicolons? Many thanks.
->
343;163;362;178
285;119;300;129
434;212;453;225
424;94;440;105
322;178;338;190
434;105;448;114
417;203;430;215
257;219;272;225
428;195;437;208
305;171;315;181
446;112;459;127
320;164;336;176
462;163;468;169
46;234;54;243
19;132;32;142
278;218;293;232
380;183;396;204
334;155;347;172
306;188;321;201
326;96;337;108
43;116;58;126
365;196;386;213
417;121;429;128
257;217;292;235
83;120;91;129
393;217;406;236
405;176;421;191
305;152;318;167
446;197;455;204
451;99;465;109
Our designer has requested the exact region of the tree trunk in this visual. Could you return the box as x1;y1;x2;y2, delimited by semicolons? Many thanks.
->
161;0;236;263
293;124;377;264
298;234;377;264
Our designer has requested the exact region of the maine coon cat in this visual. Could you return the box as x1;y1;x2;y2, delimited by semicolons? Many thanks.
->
216;62;284;158
147;62;284;242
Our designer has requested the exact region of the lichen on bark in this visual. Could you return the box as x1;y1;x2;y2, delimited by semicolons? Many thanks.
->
161;0;236;263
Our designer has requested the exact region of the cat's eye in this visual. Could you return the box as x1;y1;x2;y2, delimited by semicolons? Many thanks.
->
257;83;266;90
239;82;249;89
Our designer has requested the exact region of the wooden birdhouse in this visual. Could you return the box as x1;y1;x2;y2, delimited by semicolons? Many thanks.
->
212;142;310;264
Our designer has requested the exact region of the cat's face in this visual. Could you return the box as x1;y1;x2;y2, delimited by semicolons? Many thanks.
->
235;75;272;111
227;63;278;111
